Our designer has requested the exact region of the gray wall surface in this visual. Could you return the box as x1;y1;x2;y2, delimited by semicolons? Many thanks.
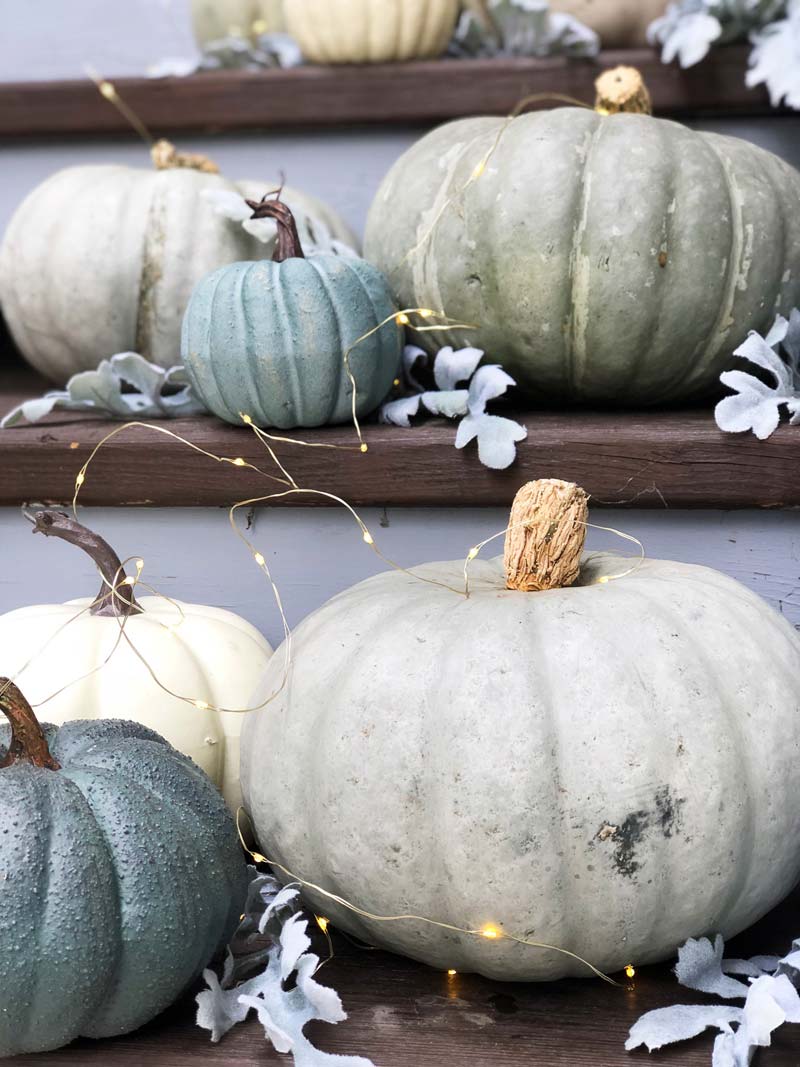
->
1;507;798;646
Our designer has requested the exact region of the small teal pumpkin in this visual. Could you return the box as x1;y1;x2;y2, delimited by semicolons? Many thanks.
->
0;681;248;1057
181;197;402;429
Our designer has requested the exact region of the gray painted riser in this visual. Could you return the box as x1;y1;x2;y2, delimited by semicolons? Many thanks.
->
1;508;798;648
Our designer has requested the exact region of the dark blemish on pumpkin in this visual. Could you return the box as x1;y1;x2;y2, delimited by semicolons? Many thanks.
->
610;812;647;878
489;993;518;1015
658;251;668;268
655;785;685;838
467;273;482;288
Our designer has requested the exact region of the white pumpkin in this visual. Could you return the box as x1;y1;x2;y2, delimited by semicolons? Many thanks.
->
0;142;357;385
0;512;272;811
191;0;286;45
242;480;800;980
285;0;460;64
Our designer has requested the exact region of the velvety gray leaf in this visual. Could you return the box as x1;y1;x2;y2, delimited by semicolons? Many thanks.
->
455;413;527;469
625;1004;743;1052
402;345;428;392
420;390;470;419
451;0;599;57
747;6;800;109
676;935;751;998
433;346;485;391
468;364;516;416
1;396;61;428
380;395;423;427
723;956;780;978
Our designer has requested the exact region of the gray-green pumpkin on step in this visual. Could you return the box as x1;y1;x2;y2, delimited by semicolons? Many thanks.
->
365;107;800;405
0;681;248;1058
182;196;402;429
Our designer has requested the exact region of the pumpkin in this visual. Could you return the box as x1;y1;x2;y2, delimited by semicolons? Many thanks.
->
364;100;800;405
241;479;800;981
0;511;272;811
182;196;402;429
0;142;357;385
285;0;460;64
0;680;248;1056
191;0;286;45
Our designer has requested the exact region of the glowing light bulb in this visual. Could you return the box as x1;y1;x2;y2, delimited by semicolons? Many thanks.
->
122;576;137;587
100;81;116;100
625;964;636;979
233;457;246;467
396;313;410;326
467;547;479;561
241;413;253;425
252;18;267;33
76;472;85;486
362;530;374;545
481;925;500;940
194;700;211;711
254;552;266;567
419;309;435;319
447;969;457;976
472;160;487;180
316;916;330;934
360;443;369;454
598;576;610;585
135;559;144;572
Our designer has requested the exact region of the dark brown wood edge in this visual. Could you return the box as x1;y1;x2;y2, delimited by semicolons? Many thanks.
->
0;366;796;510
0;47;776;138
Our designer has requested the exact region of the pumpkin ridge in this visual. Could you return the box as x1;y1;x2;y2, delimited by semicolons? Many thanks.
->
134;174;166;362
566;117;605;396
338;254;397;412
237;262;272;426
305;255;350;424
206;264;248;421
275;259;312;426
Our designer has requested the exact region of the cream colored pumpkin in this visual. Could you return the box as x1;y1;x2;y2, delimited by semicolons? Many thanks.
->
0;145;357;385
0;513;272;811
191;0;286;45
242;481;800;981
549;0;666;46
285;0;460;64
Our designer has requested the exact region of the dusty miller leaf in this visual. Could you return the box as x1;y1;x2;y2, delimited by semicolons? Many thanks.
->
467;365;517;416
648;0;787;68
675;936;751;998
455;413;528;469
715;309;800;439
452;0;599;57
746;2;800;109
196;871;373;1067
1;353;205;428
625;1004;744;1052
433;346;485;390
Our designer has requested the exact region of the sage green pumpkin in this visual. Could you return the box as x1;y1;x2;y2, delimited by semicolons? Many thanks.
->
182;199;402;429
0;684;248;1057
365;109;800;404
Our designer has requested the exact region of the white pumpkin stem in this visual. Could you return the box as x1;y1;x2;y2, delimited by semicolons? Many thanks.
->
30;510;143;619
504;480;589;592
246;196;307;263
150;139;220;174
595;67;652;116
0;679;61;771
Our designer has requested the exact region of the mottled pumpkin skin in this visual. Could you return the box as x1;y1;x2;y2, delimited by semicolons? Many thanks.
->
365;110;800;404
0;720;248;1056
181;253;402;429
242;554;800;981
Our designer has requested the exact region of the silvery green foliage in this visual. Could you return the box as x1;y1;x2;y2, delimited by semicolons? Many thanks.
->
0;353;204;428
746;1;800;107
648;1;787;69
715;310;800;439
626;933;800;1065
380;345;527;470
451;0;599;57
202;189;358;258
197;870;373;1067
147;33;302;75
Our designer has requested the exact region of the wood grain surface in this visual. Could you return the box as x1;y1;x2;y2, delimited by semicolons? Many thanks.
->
8;885;800;1065
0;46;774;138
0;366;796;510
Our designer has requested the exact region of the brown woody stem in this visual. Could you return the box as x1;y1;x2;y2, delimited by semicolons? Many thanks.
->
246;197;306;263
594;66;652;116
0;680;61;770
31;511;143;618
504;480;589;592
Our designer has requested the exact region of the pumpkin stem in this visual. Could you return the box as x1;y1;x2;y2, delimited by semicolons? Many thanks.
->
504;480;588;592
30;510;143;619
151;139;219;174
0;680;61;771
245;193;306;263
595;67;652;116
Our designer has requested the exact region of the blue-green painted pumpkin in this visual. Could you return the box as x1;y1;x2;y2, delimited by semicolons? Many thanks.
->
0;681;248;1057
181;197;402;429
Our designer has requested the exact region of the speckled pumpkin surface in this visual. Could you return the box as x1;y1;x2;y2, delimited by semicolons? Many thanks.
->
242;551;800;981
0;709;248;1057
365;109;800;405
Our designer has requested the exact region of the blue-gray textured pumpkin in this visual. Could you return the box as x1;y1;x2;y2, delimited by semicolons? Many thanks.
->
0;680;249;1057
181;196;402;429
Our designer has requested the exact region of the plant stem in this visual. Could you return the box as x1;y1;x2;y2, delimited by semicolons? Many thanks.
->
0;680;61;770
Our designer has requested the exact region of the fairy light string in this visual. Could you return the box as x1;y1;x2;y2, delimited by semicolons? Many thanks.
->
234;809;622;987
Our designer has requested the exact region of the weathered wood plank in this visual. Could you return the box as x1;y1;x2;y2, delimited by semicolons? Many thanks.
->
0;47;775;138
0;366;796;510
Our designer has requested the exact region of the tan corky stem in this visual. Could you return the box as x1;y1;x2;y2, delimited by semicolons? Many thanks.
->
150;139;219;174
504;480;589;592
595;67;652;116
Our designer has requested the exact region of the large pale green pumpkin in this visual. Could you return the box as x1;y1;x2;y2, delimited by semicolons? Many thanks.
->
182;198;402;429
365;109;800;404
242;480;800;981
0;683;248;1056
